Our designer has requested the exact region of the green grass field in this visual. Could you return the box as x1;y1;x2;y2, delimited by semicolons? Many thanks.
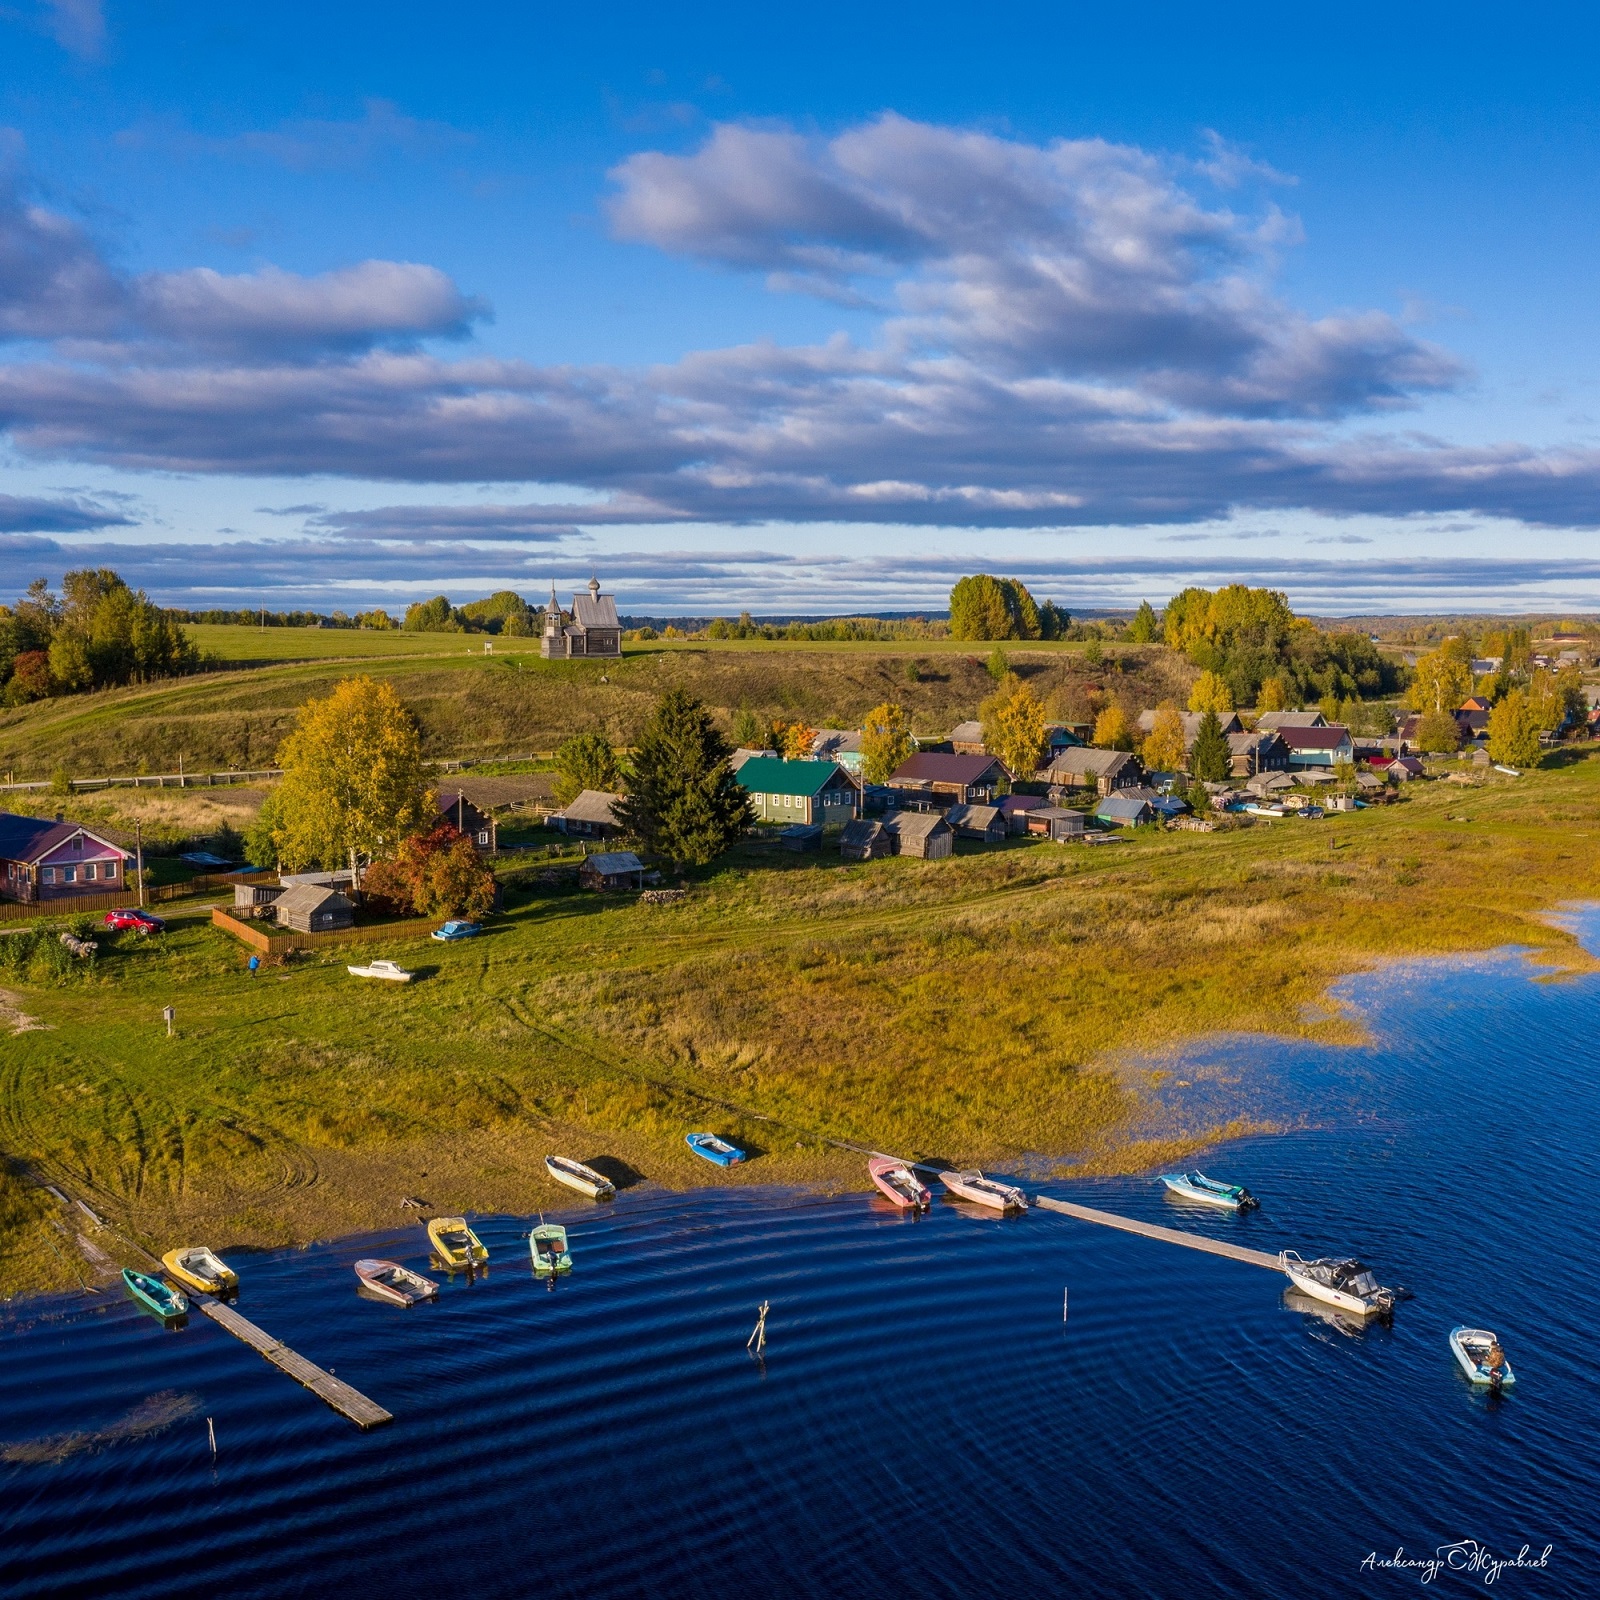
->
3;752;1598;1295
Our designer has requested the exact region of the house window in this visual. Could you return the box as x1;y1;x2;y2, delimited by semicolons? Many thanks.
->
41;867;54;883
63;867;76;883
104;861;118;878
83;863;95;880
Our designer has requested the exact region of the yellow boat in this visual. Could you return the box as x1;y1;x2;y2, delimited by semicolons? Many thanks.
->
161;1246;239;1295
427;1216;488;1269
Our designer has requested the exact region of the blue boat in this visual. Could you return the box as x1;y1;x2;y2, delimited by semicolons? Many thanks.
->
686;1132;745;1167
122;1267;188;1320
1159;1172;1259;1210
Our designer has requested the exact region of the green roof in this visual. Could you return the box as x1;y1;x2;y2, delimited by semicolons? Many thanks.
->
735;757;848;796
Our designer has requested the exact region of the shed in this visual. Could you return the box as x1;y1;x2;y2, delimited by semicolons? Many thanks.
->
839;818;891;860
880;810;955;860
1025;806;1087;842
578;851;645;891
779;824;823;853
944;802;1007;842
1095;794;1156;827
558;789;625;839
947;720;986;755
234;882;283;913
273;883;355;933
998;793;1045;834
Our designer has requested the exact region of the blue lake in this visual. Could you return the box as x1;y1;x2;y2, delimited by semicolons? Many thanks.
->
4;922;1600;1598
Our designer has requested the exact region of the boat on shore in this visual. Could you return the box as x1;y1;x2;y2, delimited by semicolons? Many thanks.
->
530;1223;573;1275
1159;1172;1259;1211
347;959;412;982
354;1259;439;1306
161;1246;239;1295
545;1155;616;1201
686;1132;745;1167
122;1268;188;1320
868;1155;931;1210
427;1216;489;1270
938;1170;1028;1213
1450;1326;1516;1388
1279;1251;1397;1318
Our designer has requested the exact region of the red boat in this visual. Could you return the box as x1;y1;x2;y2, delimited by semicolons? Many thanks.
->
868;1155;931;1210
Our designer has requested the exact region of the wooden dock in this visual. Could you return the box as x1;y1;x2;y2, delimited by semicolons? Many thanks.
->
1032;1194;1283;1271
198;1299;393;1431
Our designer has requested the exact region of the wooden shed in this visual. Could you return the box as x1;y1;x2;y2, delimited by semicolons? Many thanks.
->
558;789;625;839
1025;806;1087;842
944;803;1007;842
234;881;284;917
839;818;891;860
578;850;645;891
779;824;823;852
272;883;355;933
881;811;955;860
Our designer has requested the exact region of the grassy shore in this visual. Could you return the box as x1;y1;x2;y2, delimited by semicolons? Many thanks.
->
3;751;1599;1296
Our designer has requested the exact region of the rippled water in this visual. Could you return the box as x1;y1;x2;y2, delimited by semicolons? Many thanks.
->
5;923;1600;1598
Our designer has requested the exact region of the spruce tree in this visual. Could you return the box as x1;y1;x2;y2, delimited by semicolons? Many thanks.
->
616;689;754;866
1189;709;1231;784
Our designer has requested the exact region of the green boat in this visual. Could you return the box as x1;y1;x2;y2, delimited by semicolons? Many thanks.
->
123;1267;188;1320
530;1223;572;1275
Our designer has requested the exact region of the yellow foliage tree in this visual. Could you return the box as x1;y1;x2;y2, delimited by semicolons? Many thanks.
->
1091;701;1132;751
982;674;1048;775
1255;676;1287;713
780;721;819;760
859;702;914;784
1188;671;1234;714
1408;639;1474;712
1140;704;1187;772
265;676;433;873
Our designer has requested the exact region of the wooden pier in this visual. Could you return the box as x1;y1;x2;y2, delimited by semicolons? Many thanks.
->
1032;1194;1283;1271
198;1299;393;1431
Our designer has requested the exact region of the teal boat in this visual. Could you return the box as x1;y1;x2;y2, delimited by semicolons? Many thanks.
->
530;1223;572;1275
1159;1172;1259;1211
123;1267;188;1320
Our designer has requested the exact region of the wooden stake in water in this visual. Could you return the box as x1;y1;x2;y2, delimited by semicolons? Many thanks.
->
1062;1287;1069;1324
747;1300;769;1356
207;1417;216;1456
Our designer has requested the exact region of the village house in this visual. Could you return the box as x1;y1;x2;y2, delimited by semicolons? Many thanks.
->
1255;710;1327;731
1277;725;1355;770
272;883;355;933
879;810;955;860
839;818;891;860
735;756;861;826
1136;709;1244;746
944;802;1007;842
1228;730;1291;778
435;789;495;850
889;751;1007;805
1042;746;1144;797
947;720;986;755
555;789;625;839
1096;793;1157;827
810;729;864;773
578;850;645;891
540;576;623;660
1025;806;1088;842
997;793;1045;834
0;813;131;902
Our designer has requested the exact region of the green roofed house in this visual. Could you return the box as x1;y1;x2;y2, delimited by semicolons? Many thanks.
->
735;757;862;826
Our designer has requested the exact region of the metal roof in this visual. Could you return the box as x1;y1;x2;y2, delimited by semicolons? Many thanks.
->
890;752;1002;784
582;851;643;874
561;790;624;825
0;812;128;864
735;757;853;796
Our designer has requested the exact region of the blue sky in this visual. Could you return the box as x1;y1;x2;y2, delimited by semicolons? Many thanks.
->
3;1;1600;616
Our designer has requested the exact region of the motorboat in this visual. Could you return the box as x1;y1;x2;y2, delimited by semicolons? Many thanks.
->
1159;1172;1259;1211
161;1246;239;1295
1450;1326;1516;1389
530;1223;573;1275
1279;1251;1397;1318
123;1267;188;1320
545;1154;616;1200
348;959;413;982
938;1169;1028;1212
868;1155;931;1210
427;1216;489;1269
1283;1288;1369;1339
354;1258;438;1306
685;1132;745;1167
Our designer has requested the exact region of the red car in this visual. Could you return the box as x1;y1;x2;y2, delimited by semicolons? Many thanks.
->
104;908;166;934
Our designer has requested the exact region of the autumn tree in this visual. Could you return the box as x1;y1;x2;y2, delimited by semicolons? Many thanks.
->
1408;639;1474;713
1529;666;1585;733
781;721;819;761
1487;690;1544;768
948;575;1041;640
1189;710;1232;784
1091;702;1133;751
615;689;753;866
361;823;496;918
981;674;1047;776
1141;704;1187;772
1413;710;1461;753
859;702;914;784
260;676;433;873
1255;675;1288;712
1188;670;1234;714
554;731;621;806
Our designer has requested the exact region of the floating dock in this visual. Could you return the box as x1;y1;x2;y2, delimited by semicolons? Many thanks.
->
1032;1194;1282;1271
197;1299;393;1431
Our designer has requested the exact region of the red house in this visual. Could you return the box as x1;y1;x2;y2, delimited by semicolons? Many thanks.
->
0;813;132;902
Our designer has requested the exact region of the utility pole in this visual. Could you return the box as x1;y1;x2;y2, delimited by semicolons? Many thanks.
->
135;822;145;908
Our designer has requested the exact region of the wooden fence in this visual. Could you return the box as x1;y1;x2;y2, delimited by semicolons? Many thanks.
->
0;871;251;923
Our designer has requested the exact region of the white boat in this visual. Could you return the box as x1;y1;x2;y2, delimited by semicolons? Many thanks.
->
348;960;413;982
1159;1171;1258;1210
1279;1251;1397;1318
545;1154;616;1201
1450;1326;1516;1388
938;1169;1028;1212
354;1258;438;1305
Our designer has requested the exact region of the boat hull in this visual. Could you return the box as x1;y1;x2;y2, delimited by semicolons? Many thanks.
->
939;1170;1027;1212
545;1156;616;1200
427;1217;488;1269
161;1247;238;1295
1159;1174;1252;1210
122;1268;188;1320
1280;1256;1386;1317
355;1258;438;1306
868;1156;930;1208
1450;1327;1516;1387
530;1227;572;1274
686;1133;745;1167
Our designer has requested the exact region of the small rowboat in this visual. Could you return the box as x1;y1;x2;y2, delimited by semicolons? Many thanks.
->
939;1169;1028;1212
1159;1172;1259;1211
348;960;412;982
161;1245;239;1295
530;1223;573;1275
545;1154;616;1201
686;1132;745;1167
868;1155;930;1210
427;1216;489;1269
1450;1326;1516;1389
355;1258;438;1306
1279;1251;1397;1318
123;1267;188;1320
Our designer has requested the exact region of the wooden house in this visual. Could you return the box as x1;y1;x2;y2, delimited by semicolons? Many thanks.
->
888;751;1006;805
735;757;861;825
0;813;131;903
944;803;1007;842
578;851;645;891
1095;794;1156;827
947;720;986;755
810;729;864;773
1227;731;1290;778
273;883;355;933
839;818;891;860
1255;711;1327;731
880;811;954;860
557;789;625;839
998;793;1045;834
1025;806;1088;842
1277;725;1355;769
435;789;495;850
540;576;623;659
1043;747;1144;796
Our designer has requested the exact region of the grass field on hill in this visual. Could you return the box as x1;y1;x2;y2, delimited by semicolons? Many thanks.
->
3;752;1597;1296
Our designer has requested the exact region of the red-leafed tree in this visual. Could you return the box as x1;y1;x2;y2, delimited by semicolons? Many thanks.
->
362;823;496;919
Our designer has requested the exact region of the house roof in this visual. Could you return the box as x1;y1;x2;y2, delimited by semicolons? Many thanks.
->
435;789;487;821
839;818;885;845
811;729;862;756
1046;747;1139;777
997;794;1044;814
735;757;854;796
1028;805;1085;823
1135;710;1243;740
561;789;624;826
1255;711;1327;730
890;751;1003;785
729;747;777;770
945;803;1003;830
273;883;352;915
947;720;984;744
880;810;952;840
1228;730;1283;753
582;851;643;875
1276;725;1352;750
1095;794;1153;820
571;586;621;630
0;812;129;865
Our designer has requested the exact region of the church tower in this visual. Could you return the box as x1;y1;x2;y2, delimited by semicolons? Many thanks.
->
540;582;566;659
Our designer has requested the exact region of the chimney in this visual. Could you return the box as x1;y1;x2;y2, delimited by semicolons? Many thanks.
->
55;811;64;823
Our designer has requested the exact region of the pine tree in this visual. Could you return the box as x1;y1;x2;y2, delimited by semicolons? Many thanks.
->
1189;709;1231;784
1127;600;1159;643
615;690;754;866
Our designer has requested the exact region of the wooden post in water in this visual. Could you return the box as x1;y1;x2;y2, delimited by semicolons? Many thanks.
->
747;1300;769;1356
207;1417;216;1456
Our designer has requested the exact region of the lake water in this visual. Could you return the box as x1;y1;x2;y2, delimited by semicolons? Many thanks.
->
4;920;1600;1598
